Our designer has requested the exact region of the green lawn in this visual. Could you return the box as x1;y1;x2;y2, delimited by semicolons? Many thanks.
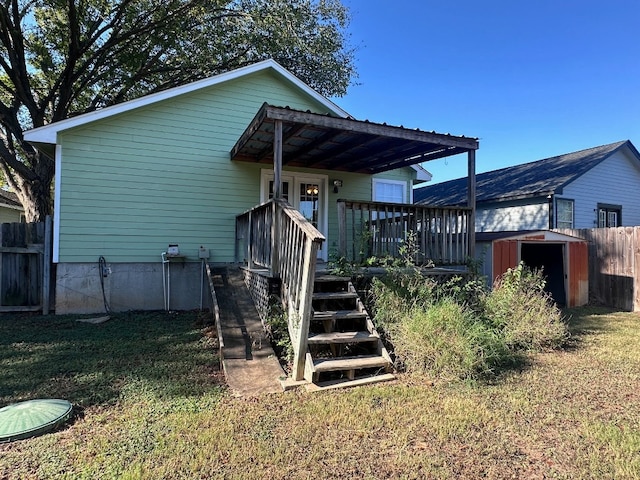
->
0;307;639;479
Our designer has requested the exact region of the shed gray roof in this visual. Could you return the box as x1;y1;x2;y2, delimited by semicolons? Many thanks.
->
414;140;636;206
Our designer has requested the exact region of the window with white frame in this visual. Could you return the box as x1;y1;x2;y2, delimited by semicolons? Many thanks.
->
597;204;621;227
372;179;407;203
556;198;574;228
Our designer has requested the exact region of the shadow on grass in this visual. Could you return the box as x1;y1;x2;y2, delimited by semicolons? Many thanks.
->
481;306;624;385
561;305;622;351
0;311;223;408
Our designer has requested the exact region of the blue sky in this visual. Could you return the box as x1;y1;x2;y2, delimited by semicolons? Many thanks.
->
336;0;640;183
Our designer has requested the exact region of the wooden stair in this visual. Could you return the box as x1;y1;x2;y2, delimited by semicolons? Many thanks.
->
303;275;394;390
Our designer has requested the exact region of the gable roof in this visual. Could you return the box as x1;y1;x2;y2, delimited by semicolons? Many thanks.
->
24;59;350;145
414;140;637;206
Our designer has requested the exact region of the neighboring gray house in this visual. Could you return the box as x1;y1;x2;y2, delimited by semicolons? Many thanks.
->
0;189;24;223
414;140;640;231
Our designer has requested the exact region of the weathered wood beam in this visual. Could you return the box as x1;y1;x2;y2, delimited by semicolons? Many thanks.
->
348;141;442;173
368;146;469;174
229;102;269;160
288;128;342;166
271;120;283;277
307;134;383;170
253;122;308;163
273;120;283;199
264;105;479;151
0;246;44;254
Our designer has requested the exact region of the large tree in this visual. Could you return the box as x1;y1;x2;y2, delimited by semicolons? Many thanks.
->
0;0;355;221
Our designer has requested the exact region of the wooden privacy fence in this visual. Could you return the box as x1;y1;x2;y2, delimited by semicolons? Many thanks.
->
555;227;640;311
0;217;52;314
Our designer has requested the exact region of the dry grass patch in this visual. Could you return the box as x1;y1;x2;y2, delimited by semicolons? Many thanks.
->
1;307;639;479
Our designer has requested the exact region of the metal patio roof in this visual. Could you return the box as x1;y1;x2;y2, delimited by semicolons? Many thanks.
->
230;104;479;174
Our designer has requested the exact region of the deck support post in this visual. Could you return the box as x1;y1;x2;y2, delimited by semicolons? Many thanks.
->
467;149;476;258
337;200;346;258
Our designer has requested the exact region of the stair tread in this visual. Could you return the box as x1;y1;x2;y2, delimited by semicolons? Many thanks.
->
306;373;395;392
308;331;378;344
312;291;358;300
312;310;367;321
312;355;390;372
314;275;352;282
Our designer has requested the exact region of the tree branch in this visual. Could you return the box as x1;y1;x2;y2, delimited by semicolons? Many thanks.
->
0;1;39;121
0;136;37;180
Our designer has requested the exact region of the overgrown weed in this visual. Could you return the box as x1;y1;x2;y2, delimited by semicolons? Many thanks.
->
370;261;568;381
484;263;569;351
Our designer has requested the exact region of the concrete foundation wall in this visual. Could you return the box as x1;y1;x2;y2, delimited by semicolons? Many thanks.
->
55;262;211;314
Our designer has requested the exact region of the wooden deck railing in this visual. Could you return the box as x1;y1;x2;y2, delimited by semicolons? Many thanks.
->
235;200;273;270
337;200;472;265
236;198;325;380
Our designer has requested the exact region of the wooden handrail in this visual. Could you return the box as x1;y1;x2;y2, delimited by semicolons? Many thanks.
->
236;198;325;381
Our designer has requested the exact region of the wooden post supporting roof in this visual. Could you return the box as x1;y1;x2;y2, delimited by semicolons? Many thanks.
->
273;120;283;200
467;149;476;258
271;120;283;277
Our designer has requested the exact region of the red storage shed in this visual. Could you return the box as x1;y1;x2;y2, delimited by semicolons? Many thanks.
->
477;230;589;307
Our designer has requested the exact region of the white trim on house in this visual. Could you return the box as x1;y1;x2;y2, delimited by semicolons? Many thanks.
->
372;178;408;203
24;59;350;145
412;163;432;183
53;144;62;263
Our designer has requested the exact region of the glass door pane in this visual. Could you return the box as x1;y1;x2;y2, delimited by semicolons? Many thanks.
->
298;182;319;228
268;180;289;202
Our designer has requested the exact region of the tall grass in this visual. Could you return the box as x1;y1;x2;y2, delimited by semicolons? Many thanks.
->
484;263;569;351
389;299;509;380
370;262;568;381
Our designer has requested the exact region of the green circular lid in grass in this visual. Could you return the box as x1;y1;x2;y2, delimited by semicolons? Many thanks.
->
0;399;73;442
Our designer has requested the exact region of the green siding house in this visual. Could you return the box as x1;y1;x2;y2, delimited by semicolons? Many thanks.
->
25;60;477;314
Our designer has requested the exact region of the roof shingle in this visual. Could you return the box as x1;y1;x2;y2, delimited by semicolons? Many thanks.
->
414;140;633;206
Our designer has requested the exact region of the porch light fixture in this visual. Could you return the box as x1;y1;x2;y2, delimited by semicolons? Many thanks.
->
306;185;319;195
332;179;343;193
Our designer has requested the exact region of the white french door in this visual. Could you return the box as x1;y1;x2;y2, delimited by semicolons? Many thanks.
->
261;170;328;261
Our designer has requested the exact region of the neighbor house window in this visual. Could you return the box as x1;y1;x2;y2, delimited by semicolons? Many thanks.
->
372;179;407;203
556;198;574;228
597;204;621;227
